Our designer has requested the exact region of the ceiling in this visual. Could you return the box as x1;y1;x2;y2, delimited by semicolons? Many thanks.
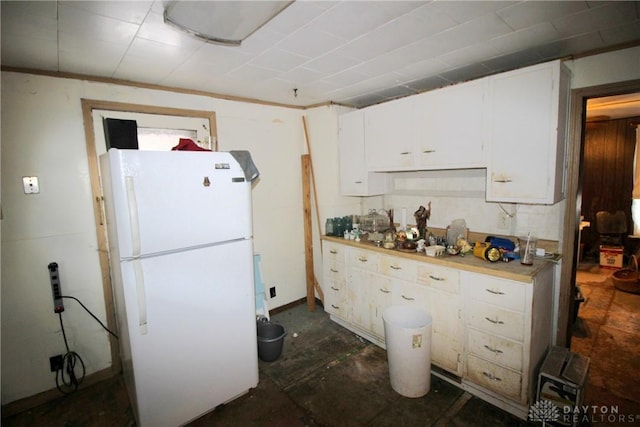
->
1;1;639;109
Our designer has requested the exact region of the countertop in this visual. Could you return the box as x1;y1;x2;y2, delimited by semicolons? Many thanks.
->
321;235;557;283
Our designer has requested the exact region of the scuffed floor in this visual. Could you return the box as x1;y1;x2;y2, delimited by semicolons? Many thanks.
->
572;262;640;425
5;283;638;426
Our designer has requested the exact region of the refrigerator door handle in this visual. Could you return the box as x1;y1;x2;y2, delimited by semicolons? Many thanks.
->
126;176;148;334
133;259;149;335
125;176;142;257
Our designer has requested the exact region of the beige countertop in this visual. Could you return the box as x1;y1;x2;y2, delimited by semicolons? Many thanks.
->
321;235;557;283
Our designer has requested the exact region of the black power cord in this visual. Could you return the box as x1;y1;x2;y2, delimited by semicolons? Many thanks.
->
53;296;118;395
62;296;118;339
55;312;85;395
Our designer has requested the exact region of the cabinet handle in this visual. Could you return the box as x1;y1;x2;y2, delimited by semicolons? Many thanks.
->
429;275;445;281
484;345;504;354
358;257;368;263
484;317;504;325
330;249;338;254
354;181;363;184
400;151;411;155
330;286;340;291
485;288;505;295
379;288;390;294
330;268;339;273
493;178;513;183
331;304;340;309
482;372;502;381
422;149;436;154
401;295;415;301
390;265;402;270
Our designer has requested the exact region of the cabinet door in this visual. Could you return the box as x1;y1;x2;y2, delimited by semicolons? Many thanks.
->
486;60;568;204
338;110;387;196
365;97;416;171
371;275;393;339
348;267;373;330
425;287;462;374
414;79;487;169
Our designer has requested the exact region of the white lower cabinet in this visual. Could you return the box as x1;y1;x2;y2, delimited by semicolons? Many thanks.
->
321;239;554;419
461;267;554;416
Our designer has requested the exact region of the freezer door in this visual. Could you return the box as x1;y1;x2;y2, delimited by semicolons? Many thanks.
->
100;149;252;258
118;239;258;427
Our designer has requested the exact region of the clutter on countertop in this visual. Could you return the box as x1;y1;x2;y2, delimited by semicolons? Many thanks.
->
323;209;561;271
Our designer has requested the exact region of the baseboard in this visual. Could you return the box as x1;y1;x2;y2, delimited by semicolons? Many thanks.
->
1;366;119;418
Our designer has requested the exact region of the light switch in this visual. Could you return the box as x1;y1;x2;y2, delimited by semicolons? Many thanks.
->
22;176;40;194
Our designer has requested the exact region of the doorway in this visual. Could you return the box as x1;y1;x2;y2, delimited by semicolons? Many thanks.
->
561;85;640;414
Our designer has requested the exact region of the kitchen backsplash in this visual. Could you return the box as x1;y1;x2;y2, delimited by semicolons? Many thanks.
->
359;169;563;242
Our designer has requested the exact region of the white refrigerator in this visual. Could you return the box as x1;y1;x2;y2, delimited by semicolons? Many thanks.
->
99;148;259;427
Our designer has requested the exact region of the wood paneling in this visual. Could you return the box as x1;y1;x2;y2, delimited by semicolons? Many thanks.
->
581;116;640;256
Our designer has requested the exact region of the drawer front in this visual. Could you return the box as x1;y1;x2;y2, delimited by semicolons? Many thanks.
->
467;328;523;371
380;255;417;282
417;265;460;293
324;242;347;263
467;302;524;341
466;274;526;312
392;281;428;308
324;259;346;280
348;248;379;272
324;274;348;319
466;354;522;401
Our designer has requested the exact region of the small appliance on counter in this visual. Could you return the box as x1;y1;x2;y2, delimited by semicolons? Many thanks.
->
361;209;391;246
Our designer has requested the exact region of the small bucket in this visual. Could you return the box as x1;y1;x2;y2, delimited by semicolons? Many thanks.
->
257;321;286;362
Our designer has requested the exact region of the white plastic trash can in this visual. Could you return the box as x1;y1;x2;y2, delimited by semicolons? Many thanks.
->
383;305;432;398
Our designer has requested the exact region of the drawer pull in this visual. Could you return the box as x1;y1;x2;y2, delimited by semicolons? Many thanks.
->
400;151;411;155
331;304;340;309
401;295;415;301
329;249;338;254
485;288;505;295
493;178;512;183
330;286;340;291
422;149;436;154
484;345;504;354
429;275;445;281
485;317;504;325
358;257;368;263
354;180;363;184
390;265;402;270
379;288;391;294
482;371;502;381
330;268;339;273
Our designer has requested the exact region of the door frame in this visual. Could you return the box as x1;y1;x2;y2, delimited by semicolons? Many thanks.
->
559;79;640;346
80;99;218;370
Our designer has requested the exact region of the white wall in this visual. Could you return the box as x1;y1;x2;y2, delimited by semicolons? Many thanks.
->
0;72;338;404
568;45;640;90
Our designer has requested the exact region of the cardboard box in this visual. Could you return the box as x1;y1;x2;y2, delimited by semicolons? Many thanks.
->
536;346;589;426
600;245;623;270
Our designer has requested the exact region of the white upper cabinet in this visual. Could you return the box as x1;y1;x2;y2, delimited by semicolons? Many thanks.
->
365;96;417;171
338;109;388;196
414;78;488;169
486;60;570;204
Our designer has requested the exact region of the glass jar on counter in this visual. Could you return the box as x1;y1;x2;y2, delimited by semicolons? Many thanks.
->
325;218;334;236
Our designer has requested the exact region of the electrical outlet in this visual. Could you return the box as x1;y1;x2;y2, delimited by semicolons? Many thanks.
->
497;212;510;230
269;286;276;298
50;354;63;372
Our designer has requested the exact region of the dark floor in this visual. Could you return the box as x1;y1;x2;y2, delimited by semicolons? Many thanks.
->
3;266;639;427
571;261;640;425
